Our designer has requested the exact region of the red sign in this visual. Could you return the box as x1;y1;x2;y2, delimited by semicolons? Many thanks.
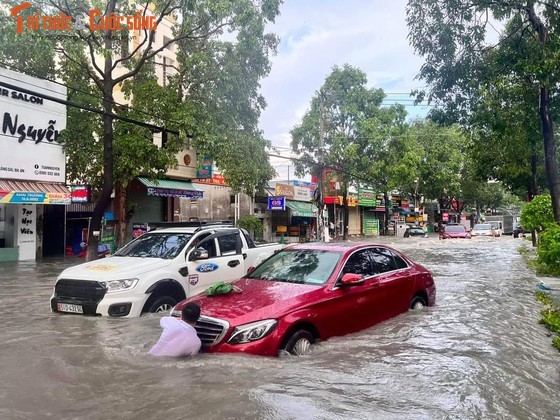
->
192;174;228;186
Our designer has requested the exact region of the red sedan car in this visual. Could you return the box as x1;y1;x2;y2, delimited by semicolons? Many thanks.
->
439;224;471;239
172;242;436;357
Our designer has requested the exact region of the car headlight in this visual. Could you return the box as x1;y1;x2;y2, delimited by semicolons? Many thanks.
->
101;278;138;293
228;319;278;344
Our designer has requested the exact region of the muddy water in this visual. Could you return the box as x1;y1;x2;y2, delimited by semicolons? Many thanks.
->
0;236;559;419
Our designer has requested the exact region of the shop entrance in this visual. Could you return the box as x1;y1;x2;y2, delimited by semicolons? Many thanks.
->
43;205;65;256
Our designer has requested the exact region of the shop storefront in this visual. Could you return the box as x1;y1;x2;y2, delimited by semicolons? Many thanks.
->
270;182;317;243
359;189;385;236
0;67;69;261
125;176;203;242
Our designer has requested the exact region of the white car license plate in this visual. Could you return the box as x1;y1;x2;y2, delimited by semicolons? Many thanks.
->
57;303;84;314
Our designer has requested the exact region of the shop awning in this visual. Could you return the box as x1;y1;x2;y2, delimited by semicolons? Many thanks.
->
0;180;70;204
285;201;318;217
137;177;204;199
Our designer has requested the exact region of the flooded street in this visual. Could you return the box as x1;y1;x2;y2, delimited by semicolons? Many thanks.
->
1;236;559;420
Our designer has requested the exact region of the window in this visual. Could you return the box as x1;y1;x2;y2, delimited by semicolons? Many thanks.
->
120;32;129;59
342;250;374;276
371;248;400;274
217;233;239;255
163;35;171;49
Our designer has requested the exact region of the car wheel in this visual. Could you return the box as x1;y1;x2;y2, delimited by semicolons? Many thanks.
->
282;330;315;356
147;296;177;313
410;295;427;310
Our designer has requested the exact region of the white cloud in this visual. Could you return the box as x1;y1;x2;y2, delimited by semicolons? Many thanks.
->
259;0;430;161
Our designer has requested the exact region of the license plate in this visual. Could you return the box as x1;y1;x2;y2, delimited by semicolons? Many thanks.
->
57;303;84;314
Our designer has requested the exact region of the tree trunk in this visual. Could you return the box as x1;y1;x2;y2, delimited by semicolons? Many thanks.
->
114;184;128;249
526;5;560;222
86;0;116;261
538;87;560;222
383;191;390;235
342;192;349;241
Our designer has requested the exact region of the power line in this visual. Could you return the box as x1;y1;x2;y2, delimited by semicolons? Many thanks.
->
0;61;183;129
0;79;179;135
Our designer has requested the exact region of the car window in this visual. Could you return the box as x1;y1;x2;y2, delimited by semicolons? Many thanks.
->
445;225;465;233
371;247;398;274
246;249;340;285
114;233;192;259
342;249;375;276
217;233;238;255
189;233;217;258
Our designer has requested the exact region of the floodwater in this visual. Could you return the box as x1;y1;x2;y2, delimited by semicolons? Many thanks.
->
1;236;559;420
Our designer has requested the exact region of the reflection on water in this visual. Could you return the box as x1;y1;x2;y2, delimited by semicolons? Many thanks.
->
1;238;559;419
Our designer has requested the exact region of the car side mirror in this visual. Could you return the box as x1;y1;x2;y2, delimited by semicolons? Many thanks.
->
340;273;365;286
190;248;209;261
246;266;255;275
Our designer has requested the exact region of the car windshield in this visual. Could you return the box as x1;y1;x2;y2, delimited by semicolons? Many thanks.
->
246;249;341;285
113;232;193;259
445;225;465;233
474;224;491;230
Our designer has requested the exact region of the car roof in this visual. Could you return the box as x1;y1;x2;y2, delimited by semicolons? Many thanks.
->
283;242;398;253
145;225;235;234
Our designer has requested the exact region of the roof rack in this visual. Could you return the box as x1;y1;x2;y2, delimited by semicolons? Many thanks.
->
146;220;233;231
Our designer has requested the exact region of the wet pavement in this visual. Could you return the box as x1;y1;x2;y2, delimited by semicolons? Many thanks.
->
0;235;559;419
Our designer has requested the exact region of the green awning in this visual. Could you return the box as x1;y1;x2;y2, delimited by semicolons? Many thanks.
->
137;177;203;199
285;201;317;217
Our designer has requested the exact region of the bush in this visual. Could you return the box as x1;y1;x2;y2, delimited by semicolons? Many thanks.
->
236;215;263;240
520;194;554;233
537;224;560;272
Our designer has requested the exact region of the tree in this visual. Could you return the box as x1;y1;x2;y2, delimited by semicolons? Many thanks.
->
1;0;280;258
290;64;395;240
406;0;560;223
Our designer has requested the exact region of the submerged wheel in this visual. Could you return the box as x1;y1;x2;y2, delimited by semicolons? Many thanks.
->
410;295;427;310
147;296;177;313
282;330;315;356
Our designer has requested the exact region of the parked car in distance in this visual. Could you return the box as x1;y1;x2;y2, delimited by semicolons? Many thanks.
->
439;224;471;239
513;223;526;238
172;242;436;357
404;226;428;238
471;223;499;237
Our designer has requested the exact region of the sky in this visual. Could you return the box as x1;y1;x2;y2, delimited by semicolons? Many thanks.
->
258;0;432;181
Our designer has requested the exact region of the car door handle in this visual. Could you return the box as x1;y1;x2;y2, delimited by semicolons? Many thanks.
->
228;260;240;267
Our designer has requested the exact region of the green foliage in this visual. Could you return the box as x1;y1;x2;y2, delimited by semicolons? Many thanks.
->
236;215;263;240
521;194;555;233
406;0;560;209
290;64;403;193
536;290;560;352
537;224;560;272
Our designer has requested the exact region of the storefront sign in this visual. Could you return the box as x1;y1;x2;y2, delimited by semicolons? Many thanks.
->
196;155;213;179
0;191;70;204
17;204;36;260
70;185;91;203
268;196;285;210
363;218;379;235
358;189;376;206
275;183;312;202
147;187;203;199
0;67;67;183
192;174;228;186
132;223;148;238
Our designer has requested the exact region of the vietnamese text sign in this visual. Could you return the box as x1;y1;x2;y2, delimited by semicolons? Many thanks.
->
0;67;67;183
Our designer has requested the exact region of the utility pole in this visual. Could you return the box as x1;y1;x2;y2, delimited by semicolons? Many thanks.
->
318;90;326;241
